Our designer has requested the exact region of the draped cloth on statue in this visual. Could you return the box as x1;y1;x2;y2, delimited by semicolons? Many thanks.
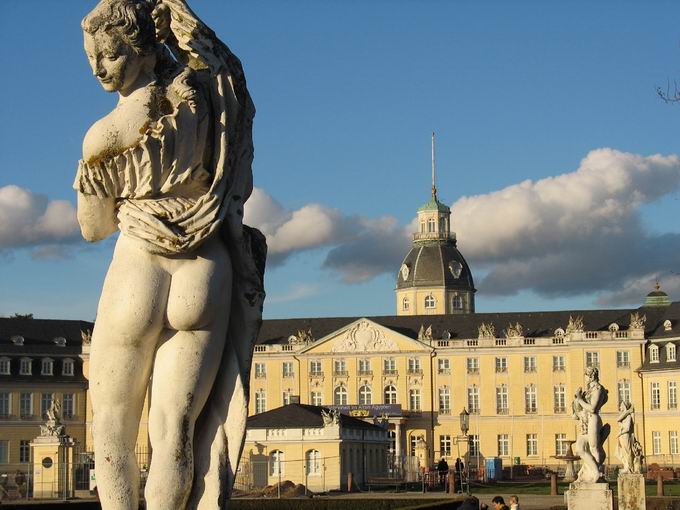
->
73;1;265;507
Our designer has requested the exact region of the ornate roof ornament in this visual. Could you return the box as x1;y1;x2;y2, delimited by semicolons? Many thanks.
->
289;328;314;346
418;324;433;341
332;320;397;353
478;322;496;339
629;312;647;331
81;329;92;345
321;408;340;426
566;315;585;334
505;322;524;338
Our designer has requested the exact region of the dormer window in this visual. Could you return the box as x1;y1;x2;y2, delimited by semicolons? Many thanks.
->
649;345;660;364
452;295;463;310
424;294;436;309
41;358;54;376
0;358;9;375
667;344;677;363
62;358;75;376
19;358;32;375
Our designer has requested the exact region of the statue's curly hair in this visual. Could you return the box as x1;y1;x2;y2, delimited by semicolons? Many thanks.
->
584;366;600;380
82;0;158;55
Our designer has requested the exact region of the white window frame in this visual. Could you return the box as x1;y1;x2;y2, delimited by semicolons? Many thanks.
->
19;440;30;464
424;294;436;309
0;440;8;464
409;388;421;411
62;393;75;419
20;392;32;418
555;433;567;456
334;385;348;405
270;450;284;476
467;385;480;414
649;345;660;364
552;355;565;372
0;392;11;417
358;359;371;374
524;356;537;373
358;385;372;405
41;358;54;376
310;360;322;375
41;393;53;419
452;295;463;310
618;379;631;405
254;363;266;378
553;384;566;413
0;357;10;375
334;359;346;374
669;381;678;410
282;361;294;378
671;431;679;455
496;385;508;414
255;390;266;414
438;386;450;412
527;434;538;457
667;343;677;362
440;435;452;457
497;434;509;457
469;435;479;457
305;449;321;476
62;358;74;376
616;351;630;368
383;358;396;373
495;357;508;373
384;385;397;405
19;358;31;376
466;357;479;374
311;391;322;406
282;391;292;406
653;431;662;455
651;382;661;410
585;351;600;368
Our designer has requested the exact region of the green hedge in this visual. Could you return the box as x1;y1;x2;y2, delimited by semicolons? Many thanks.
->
231;499;472;510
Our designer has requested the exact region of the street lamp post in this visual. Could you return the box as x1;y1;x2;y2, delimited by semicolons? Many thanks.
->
452;408;471;496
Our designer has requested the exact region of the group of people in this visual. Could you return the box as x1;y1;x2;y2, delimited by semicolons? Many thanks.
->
436;457;466;491
480;495;521;510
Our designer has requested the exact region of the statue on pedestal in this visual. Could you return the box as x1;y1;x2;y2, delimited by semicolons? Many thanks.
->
75;1;266;508
40;400;65;438
616;401;644;474
571;367;610;484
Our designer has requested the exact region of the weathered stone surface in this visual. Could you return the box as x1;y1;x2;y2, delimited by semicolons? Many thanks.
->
618;473;646;510
565;482;613;510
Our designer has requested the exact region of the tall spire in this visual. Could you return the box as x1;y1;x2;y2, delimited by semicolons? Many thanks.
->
431;131;437;199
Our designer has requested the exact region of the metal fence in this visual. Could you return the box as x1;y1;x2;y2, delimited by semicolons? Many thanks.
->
0;445;150;503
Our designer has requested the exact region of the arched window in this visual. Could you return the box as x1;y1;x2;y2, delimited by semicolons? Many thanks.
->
269;450;284;476
305;449;320;475
666;343;677;362
424;295;436;309
402;297;410;311
427;218;436;233
255;389;267;414
452;295;463;310
384;385;397;404
334;385;348;405
358;385;372;405
649;345;660;363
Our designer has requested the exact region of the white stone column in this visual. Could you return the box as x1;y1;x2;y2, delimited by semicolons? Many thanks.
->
395;421;403;467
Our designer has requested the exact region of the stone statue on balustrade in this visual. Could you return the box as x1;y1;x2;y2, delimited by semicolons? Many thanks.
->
616;401;644;474
74;1;266;508
571;367;610;484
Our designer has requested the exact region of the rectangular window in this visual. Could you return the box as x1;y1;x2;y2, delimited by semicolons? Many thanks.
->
669;382;677;410
383;358;396;374
282;361;294;378
495;357;507;373
438;387;450;412
670;431;679;455
552;355;565;372
496;385;508;414
524;356;537;373
409;389;421;411
651;382;661;410
440;435;452;457
62;359;74;376
334;359;346;375
358;359;371;374
254;363;266;378
0;392;10;417
0;358;9;375
554;385;566;413
653;431;662;455
498;434;509;456
311;391;322;406
618;380;631;405
616;351;630;368
282;391;291;406
437;358;450;374
20;393;32;418
0;440;7;464
255;391;266;414
41;393;53;419
310;360;322;375
408;358;421;374
526;434;538;457
469;435;479;457
19;440;30;463
586;351;600;368
650;346;660;363
668;344;677;362
41;358;53;376
467;386;480;414
62;393;75;419
19;358;31;375
555;433;567;456
466;357;479;374
525;385;537;413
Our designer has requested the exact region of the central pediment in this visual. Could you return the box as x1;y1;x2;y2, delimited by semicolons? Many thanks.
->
301;318;431;354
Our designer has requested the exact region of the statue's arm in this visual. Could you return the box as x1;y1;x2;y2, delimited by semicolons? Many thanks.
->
578;387;604;413
76;192;118;242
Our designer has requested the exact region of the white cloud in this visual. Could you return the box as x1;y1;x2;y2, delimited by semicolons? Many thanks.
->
0;185;80;256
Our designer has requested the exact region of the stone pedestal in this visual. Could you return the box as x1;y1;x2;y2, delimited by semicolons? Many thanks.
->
565;482;613;510
30;436;76;499
617;473;646;510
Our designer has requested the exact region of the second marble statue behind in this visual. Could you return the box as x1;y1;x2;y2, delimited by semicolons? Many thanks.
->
74;1;266;509
616;401;644;474
571;367;611;484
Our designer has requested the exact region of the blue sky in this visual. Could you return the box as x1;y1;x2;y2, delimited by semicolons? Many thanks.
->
2;0;680;320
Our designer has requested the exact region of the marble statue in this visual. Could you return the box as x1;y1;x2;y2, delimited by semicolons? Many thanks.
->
40;399;65;437
571;367;610;484
74;1;266;509
616;401;644;474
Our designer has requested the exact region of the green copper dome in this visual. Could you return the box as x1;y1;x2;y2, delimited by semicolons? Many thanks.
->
644;284;671;307
417;197;450;213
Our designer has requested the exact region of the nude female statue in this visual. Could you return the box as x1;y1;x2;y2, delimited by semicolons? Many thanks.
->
74;1;266;509
616;401;643;474
571;367;610;484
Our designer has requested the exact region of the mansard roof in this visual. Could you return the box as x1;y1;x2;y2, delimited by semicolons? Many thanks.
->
257;304;680;346
0;318;93;355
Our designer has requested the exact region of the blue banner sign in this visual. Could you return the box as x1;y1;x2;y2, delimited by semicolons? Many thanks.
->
328;404;402;417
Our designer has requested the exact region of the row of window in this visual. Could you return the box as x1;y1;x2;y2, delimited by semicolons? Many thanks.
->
0;357;75;377
430;433;592;458
269;449;322;476
401;295;463;312
0;392;76;419
649;343;677;363
0;440;30;464
650;381;679;410
652;431;680;455
254;352;632;379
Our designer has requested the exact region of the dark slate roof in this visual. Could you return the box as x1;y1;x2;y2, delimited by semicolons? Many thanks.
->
0;319;92;355
247;404;384;431
257;305;680;346
396;241;475;291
